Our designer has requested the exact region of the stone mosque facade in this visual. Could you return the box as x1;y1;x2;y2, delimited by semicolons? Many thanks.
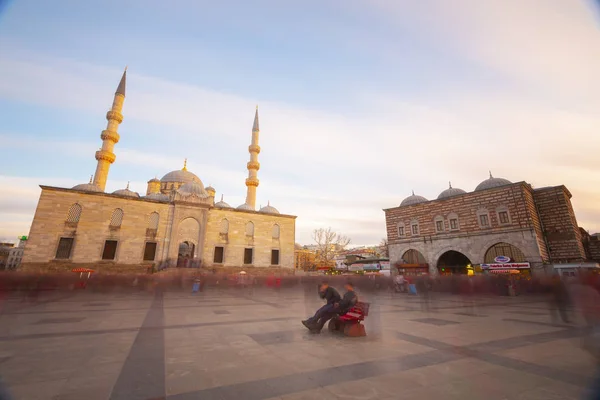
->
384;174;591;276
21;70;296;273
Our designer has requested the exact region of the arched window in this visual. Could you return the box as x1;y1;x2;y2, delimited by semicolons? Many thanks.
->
448;212;460;231
110;208;124;227
402;249;426;264
245;221;254;237
434;215;445;233
148;212;159;230
272;224;280;239
484;242;526;263
476;208;490;228
397;222;405;237
66;203;82;223
410;219;419;236
220;219;229;234
496;206;511;226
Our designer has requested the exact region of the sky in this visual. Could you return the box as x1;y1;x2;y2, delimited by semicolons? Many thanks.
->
0;0;599;246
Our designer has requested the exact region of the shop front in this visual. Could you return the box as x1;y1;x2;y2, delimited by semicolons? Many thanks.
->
396;263;429;276
481;262;531;277
552;262;600;277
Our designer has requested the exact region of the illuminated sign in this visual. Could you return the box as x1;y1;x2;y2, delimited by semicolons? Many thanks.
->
494;256;510;263
482;262;530;269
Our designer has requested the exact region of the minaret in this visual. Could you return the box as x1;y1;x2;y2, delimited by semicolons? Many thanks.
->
244;106;260;209
92;68;127;191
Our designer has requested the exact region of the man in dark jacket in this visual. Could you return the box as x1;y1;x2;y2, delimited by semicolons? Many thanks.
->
302;281;340;329
308;282;358;333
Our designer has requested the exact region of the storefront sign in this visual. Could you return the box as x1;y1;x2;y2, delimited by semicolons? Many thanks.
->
494;256;511;263
380;261;390;270
482;262;530;269
348;264;363;271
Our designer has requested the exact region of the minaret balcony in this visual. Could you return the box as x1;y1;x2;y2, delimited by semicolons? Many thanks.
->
248;144;261;154
95;150;116;163
106;110;124;123
100;130;121;143
245;177;259;187
247;161;260;171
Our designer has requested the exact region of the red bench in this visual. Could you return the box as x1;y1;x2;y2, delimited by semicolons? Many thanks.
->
327;301;370;337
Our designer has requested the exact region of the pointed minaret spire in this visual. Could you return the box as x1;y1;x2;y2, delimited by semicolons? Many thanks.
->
244;107;261;210
183;158;188;171
89;175;93;184
92;70;126;191
116;67;127;97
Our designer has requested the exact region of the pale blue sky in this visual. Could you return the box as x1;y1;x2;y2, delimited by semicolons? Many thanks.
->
0;0;599;245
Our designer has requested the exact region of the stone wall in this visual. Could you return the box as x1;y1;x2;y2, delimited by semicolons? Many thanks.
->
588;237;600;262
22;187;171;268
533;186;586;262
202;208;296;269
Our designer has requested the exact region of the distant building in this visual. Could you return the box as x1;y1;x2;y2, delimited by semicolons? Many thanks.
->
6;237;26;270
384;175;594;276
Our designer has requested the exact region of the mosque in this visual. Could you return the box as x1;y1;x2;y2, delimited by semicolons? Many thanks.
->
21;69;296;272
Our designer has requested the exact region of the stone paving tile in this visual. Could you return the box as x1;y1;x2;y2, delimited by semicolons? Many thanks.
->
410;317;461;326
34;317;86;324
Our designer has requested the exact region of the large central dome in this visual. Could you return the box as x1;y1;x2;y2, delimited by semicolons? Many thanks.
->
160;159;202;185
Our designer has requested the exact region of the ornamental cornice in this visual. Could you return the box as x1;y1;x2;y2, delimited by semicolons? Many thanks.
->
95;150;116;163
245;177;260;187
106;111;124;123
247;161;260;171
248;144;261;154
100;130;120;143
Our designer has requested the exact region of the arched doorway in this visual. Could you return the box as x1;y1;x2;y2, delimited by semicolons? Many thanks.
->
401;249;426;264
484;242;526;263
177;241;195;268
437;251;472;275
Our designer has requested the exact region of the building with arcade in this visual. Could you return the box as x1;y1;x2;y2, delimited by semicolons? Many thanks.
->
384;174;595;277
21;69;296;273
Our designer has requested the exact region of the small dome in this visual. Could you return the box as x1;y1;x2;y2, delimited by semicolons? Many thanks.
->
475;172;512;191
206;185;215;192
400;191;428;207
112;183;140;198
72;176;102;192
72;183;102;193
259;202;280;214
148;178;160;183
145;192;169;202
438;182;467;200
178;182;208;197
214;195;231;208
237;203;254;211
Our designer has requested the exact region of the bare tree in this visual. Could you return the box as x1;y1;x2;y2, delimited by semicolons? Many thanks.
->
379;238;389;258
312;227;351;265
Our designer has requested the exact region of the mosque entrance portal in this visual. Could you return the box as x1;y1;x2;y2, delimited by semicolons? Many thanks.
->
437;251;472;275
177;241;195;268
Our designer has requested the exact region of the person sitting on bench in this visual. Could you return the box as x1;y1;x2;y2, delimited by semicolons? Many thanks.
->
308;281;358;333
302;280;340;329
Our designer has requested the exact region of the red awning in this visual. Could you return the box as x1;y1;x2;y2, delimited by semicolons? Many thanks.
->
72;268;95;273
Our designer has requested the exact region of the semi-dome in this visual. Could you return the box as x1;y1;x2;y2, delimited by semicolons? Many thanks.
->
214;195;231;208
145;192;169;202
400;191;428;207
160;159;202;185
178;181;208;197
237;203;254;211
475;172;512;191
72;176;103;193
112;183;140;198
259;202;280;214
437;182;467;200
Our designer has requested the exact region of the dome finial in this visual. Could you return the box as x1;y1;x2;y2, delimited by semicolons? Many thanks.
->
412;189;415;196
449;181;452;189
268;200;270;206
489;170;493;179
220;194;224;201
89;175;93;184
182;158;188;171
126;181;130;190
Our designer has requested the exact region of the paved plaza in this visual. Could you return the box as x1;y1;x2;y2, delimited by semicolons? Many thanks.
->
0;286;596;399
